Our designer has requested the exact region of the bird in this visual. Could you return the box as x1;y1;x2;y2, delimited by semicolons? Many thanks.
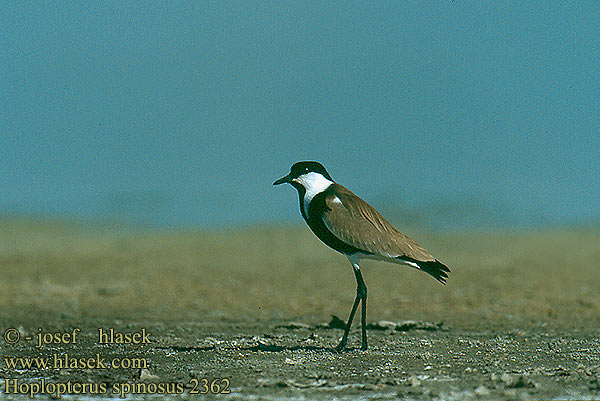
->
273;161;450;351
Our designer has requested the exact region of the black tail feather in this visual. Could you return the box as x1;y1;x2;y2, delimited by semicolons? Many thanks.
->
402;257;451;284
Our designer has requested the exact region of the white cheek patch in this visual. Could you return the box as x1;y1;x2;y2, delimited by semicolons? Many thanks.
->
331;196;342;204
295;172;334;216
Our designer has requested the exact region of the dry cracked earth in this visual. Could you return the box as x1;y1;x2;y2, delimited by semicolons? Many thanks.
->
1;309;599;400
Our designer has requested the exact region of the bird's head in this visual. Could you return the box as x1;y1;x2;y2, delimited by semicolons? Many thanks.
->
273;161;334;192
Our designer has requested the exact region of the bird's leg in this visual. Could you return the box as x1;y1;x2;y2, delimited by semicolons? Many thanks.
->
336;286;361;351
336;259;368;351
354;264;368;351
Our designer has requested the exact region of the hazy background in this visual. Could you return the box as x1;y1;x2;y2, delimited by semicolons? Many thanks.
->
2;2;598;230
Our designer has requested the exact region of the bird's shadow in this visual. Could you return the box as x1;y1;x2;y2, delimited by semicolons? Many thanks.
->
155;344;360;354
155;345;216;352
241;343;361;353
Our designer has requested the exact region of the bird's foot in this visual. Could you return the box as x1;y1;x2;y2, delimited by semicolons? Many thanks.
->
335;340;347;352
360;342;368;351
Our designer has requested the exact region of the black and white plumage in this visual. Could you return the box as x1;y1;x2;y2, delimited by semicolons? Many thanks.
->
274;161;450;351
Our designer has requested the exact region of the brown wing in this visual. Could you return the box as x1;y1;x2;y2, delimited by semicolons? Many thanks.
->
322;184;436;262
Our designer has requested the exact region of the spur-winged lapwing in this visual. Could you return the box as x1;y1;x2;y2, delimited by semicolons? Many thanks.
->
273;161;450;351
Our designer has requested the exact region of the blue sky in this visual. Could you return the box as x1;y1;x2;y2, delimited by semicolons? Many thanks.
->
1;2;599;229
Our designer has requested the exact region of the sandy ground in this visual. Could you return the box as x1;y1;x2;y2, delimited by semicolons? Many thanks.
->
0;221;599;399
